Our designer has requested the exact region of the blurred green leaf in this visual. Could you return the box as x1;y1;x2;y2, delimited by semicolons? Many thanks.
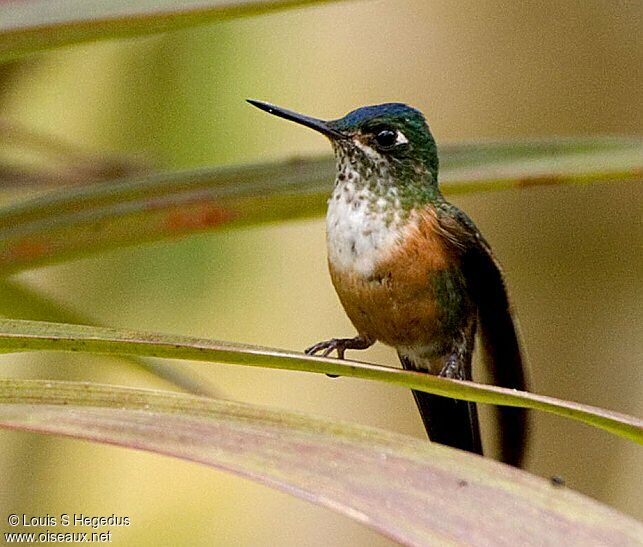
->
0;379;640;545
0;138;639;274
0;0;350;62
0;318;641;444
0;118;147;188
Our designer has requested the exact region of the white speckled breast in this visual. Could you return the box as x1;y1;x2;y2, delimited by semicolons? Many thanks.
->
326;177;404;277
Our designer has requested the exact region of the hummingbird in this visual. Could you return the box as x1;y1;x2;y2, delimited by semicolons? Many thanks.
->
248;99;529;466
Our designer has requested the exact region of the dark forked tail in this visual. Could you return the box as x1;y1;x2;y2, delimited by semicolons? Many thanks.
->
399;355;483;456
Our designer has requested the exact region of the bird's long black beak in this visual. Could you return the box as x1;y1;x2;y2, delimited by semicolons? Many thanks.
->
247;99;346;140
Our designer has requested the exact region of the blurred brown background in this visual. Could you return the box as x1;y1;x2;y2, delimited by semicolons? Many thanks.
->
0;1;641;545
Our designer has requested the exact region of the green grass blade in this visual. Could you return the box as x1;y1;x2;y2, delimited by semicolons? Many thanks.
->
0;318;640;444
0;138;639;274
0;378;641;545
0;0;348;62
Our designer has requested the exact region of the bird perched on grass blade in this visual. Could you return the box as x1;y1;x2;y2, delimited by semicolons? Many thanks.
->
248;99;529;466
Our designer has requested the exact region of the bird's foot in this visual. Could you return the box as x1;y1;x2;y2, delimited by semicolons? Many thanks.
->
438;354;467;380
305;335;373;359
305;335;373;377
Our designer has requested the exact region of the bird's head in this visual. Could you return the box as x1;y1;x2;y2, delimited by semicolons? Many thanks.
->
248;100;440;199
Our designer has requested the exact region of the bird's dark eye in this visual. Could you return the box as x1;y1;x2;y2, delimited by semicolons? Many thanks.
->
374;129;397;149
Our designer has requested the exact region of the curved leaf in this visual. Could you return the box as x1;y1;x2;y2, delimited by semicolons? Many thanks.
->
0;0;348;62
0;318;640;444
0;138;640;273
0;379;641;546
0;118;145;188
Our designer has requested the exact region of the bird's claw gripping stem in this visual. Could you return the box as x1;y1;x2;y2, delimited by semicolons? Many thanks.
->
305;335;373;360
